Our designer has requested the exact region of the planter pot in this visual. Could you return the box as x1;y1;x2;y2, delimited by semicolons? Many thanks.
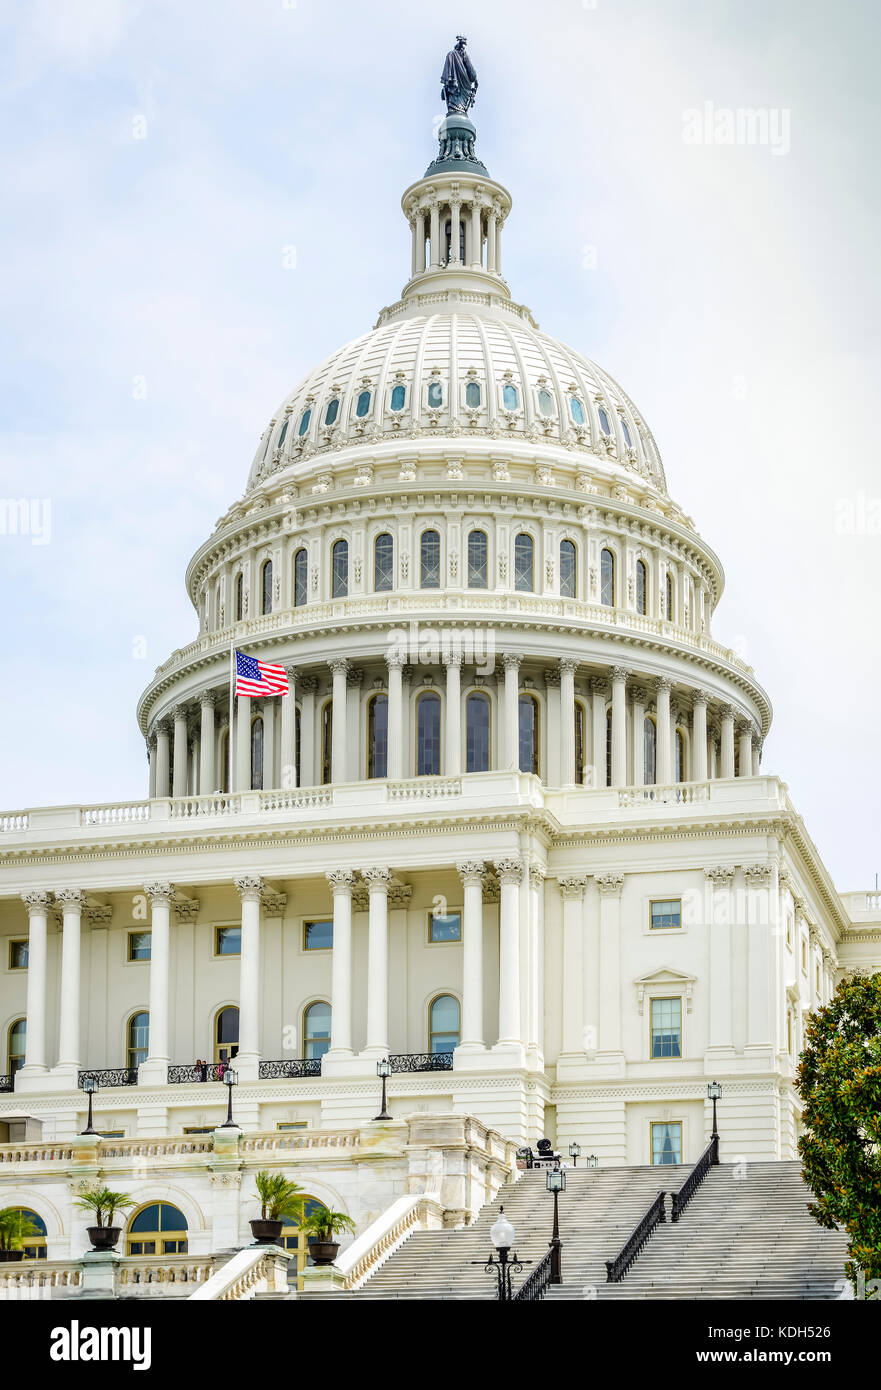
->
250;1219;284;1245
0;1250;25;1262
309;1241;340;1266
87;1226;121;1252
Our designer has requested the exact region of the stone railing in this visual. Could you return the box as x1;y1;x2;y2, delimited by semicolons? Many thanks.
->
117;1255;216;1295
0;812;29;832
336;1194;444;1291
96;1136;215;1159
187;1246;289;1301
0;1143;75;1165
241;1128;360;1155
841;890;881;922
0;1261;83;1296
618;782;710;807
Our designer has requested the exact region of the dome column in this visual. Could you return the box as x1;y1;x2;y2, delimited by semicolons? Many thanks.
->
486;207;498;272
139;881;174;1085
361;866;392;1058
444;651;463;776
279;668;297;788
233;875;264;1081
720;705;736;778
429;200;441;268
386;655;404;780
692;690;710;782
449;198;461;264
52;888;86;1087
172;705;189;798
610;667;628;788
502;654;521;772
455;862;486;1057
469;198;483;267
655;677;673;784
199;693;216;794
738;721;754;777
590;677;608;787
154;721;170;798
147;738;156;798
329;658;349;783
559;658;578;785
630;686;646;787
324;869;355;1065
17;891;51;1084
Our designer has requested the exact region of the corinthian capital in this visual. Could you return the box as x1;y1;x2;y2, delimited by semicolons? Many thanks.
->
55;888;87;911
21;890;52;915
558;874;588;900
234;875;265;902
595;872;624;897
144;881;175;907
362;866;393;892
493;856;524;886
456;860;485;886
326;868;356;894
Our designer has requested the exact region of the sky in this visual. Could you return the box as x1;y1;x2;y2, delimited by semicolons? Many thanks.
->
0;0;878;889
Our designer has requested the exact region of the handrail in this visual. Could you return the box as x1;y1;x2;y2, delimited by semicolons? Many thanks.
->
514;1247;554;1301
605;1190;666;1283
671;1134;719;1222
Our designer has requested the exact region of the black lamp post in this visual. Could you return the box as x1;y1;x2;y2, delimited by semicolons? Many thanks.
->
374;1058;391;1120
568;1141;581;1167
220;1067;239;1127
707;1080;722;1139
475;1207;524;1301
547;1165;566;1284
80;1075;98;1136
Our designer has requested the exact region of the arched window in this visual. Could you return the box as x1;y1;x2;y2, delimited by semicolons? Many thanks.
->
665;572;674;621
8;1018;26;1074
518;694;540;775
367;694;388;779
429;995;460;1053
127;1202;188;1256
355;389;371;418
261;559;273;615
332;539;348;598
635;559;647;615
324;398;339;426
574;701;585;785
127;1011;149;1072
644;716;657;785
374;533;394;592
570;396;585;425
294;547;308;607
502;382;519;410
214;1006;239;1063
321;702;332;784
465;380;481;408
537;387;554;417
600;548;615;607
277;419;288;450
427;380;443;409
297;408;311;437
466;692;491;773
514;533;534;592
420;530;441;588
390;383;406;412
560;540;577;598
250;716;264;790
8;1208;46;1260
605;707;613;787
235;573;244;622
467;530;488;588
598;406;611;436
416;692;441;776
621;417;633;449
304;1001;331;1060
675;728;686;783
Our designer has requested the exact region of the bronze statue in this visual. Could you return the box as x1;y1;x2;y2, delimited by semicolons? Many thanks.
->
441;36;478;116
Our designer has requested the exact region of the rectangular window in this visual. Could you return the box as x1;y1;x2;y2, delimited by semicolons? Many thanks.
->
649;899;681;930
8;939;28;969
651;1121;682;1165
215;925;241;956
183;1126;215;1135
429;911;461;943
801;939;807;971
127;930;152;961
98;1130;125;1139
277;1121;308;1131
650;997;682;1058
304;920;333;951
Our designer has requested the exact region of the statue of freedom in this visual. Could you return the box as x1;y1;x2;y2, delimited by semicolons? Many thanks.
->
441;36;478;116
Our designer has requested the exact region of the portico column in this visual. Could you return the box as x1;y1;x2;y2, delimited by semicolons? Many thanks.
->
444;652;462;775
456;862;486;1052
503;654;521;771
590;677;608;787
199;693;216;794
610;667;628;787
596;873;624;1063
234;875;264;1081
655;676;672;784
470;200;482;267
329;658;349;783
19;891;50;1078
53;888;86;1084
738;721;754;777
494;857;523;1049
386;655;404;779
154;721;170;798
140;881;174;1084
630;686;646;787
559;876;587;1056
279;668;297;788
705;866;735;1056
720;705;736;778
559;658;577;784
692;690;709;782
325;870;355;1059
236;694;251;790
745;864;774;1054
362;866;392;1056
172;705;189;798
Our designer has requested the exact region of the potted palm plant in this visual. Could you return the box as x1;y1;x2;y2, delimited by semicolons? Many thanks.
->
0;1207;38;1262
298;1205;356;1266
250;1171;305;1245
74;1184;135;1252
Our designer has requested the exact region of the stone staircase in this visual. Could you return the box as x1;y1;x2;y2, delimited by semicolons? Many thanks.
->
345;1160;847;1301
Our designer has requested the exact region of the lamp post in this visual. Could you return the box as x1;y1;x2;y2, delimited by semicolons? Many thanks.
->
374;1057;391;1120
568;1141;581;1167
80;1075;98;1136
585;1154;598;1168
474;1207;525;1301
546;1165;566;1285
707;1080;722;1140
220;1067;239;1128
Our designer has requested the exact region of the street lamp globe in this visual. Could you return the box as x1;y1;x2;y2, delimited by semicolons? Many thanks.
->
546;1166;566;1193
707;1080;722;1101
490;1207;515;1252
224;1068;238;1088
377;1058;391;1079
568;1141;581;1163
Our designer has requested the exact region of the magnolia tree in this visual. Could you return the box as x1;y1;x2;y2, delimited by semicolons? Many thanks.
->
796;972;881;1291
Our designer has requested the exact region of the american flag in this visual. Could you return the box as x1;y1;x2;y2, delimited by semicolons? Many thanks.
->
235;650;289;697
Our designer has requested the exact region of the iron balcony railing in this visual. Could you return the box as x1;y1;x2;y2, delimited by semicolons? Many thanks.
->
606;1189;667;1283
77;1068;138;1088
513;1247;554;1301
388;1052;454;1072
258;1058;322;1079
0;1074;13;1093
167;1063;229;1084
671;1134;719;1222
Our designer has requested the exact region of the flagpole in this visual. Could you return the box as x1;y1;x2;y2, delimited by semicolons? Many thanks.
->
229;642;235;796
